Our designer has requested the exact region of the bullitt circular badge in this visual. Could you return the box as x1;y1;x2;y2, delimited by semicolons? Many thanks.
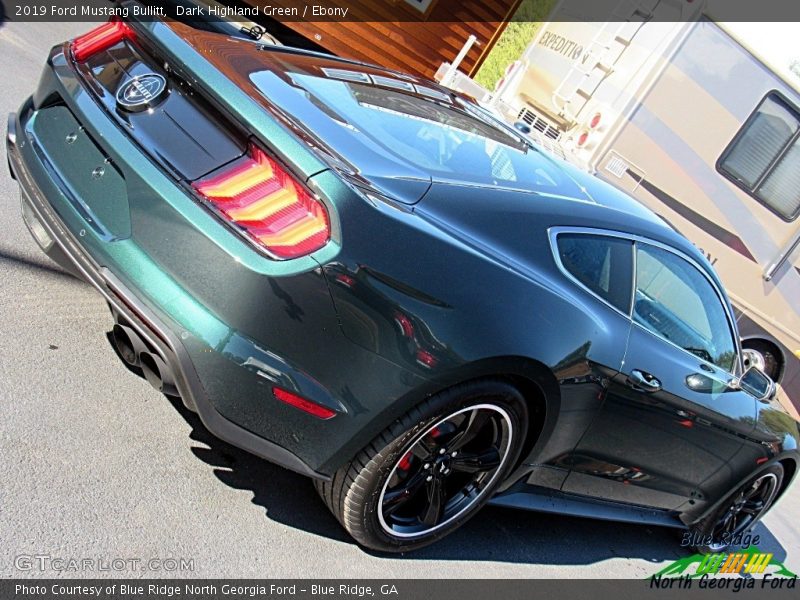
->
116;73;168;112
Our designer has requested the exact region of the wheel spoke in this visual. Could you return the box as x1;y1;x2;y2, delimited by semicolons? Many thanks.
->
383;471;427;516
449;409;491;452
730;512;744;533
451;447;501;474
743;485;762;501
742;500;764;513
421;476;445;527
411;442;433;460
715;511;734;535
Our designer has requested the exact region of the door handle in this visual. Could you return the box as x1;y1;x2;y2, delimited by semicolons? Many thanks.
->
627;369;662;392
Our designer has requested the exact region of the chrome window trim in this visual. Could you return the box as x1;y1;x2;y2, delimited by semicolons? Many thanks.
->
548;227;635;319
548;226;743;377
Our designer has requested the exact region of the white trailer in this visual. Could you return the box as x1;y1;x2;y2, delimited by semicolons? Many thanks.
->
475;0;800;408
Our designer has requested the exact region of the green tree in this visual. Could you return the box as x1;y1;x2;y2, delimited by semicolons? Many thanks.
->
473;0;558;91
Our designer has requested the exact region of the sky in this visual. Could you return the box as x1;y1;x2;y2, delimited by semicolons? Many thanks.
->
720;23;799;87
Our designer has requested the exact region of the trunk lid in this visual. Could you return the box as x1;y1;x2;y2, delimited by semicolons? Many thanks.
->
74;31;246;181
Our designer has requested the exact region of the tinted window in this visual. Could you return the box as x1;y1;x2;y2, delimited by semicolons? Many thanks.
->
634;244;736;372
557;234;633;312
269;70;585;195
719;94;800;221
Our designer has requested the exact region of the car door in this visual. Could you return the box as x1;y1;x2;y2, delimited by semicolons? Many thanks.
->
562;240;757;510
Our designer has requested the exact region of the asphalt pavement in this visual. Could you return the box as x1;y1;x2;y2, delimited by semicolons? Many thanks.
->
1;20;799;579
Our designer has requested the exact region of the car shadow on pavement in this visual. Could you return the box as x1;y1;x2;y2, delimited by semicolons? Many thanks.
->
162;393;353;545
157;391;788;566
0;246;83;283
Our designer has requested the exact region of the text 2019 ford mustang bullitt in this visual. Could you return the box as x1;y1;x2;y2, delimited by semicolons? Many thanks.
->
6;13;799;552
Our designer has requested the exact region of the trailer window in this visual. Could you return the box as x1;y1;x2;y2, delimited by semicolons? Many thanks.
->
718;93;800;221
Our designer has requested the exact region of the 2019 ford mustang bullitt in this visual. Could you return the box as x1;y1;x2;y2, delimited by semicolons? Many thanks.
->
7;13;799;553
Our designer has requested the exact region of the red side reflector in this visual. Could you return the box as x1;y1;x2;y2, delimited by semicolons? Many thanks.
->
394;312;414;338
415;349;438;368
273;387;337;420
193;146;330;259
71;21;134;62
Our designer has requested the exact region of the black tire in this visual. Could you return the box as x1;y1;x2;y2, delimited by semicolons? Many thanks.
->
689;464;784;554
315;379;529;552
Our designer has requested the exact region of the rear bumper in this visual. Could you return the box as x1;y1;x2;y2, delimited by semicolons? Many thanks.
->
6;109;329;480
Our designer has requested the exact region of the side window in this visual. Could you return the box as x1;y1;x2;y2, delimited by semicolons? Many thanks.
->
718;93;800;221
633;244;737;372
557;234;633;313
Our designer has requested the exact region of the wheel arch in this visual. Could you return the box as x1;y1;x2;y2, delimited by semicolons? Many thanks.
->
425;356;560;467
319;355;561;476
775;456;797;504
687;457;794;526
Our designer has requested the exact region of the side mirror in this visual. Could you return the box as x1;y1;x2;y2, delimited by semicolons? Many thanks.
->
736;366;775;401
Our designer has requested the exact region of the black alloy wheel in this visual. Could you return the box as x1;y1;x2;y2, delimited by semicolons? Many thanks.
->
377;403;513;538
315;379;529;552
691;464;784;553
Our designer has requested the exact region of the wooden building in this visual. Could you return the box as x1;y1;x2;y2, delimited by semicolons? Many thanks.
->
243;0;521;79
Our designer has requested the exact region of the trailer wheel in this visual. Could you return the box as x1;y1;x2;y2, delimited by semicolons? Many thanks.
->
742;339;784;383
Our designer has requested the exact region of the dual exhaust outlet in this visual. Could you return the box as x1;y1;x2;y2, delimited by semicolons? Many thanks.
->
111;323;179;397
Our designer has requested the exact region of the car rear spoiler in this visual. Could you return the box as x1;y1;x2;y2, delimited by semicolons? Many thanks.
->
114;0;276;42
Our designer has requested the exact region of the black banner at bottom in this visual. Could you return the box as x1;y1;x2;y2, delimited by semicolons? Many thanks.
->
2;579;799;600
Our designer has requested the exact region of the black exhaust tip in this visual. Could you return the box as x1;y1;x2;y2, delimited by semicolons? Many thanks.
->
112;324;146;367
140;352;179;397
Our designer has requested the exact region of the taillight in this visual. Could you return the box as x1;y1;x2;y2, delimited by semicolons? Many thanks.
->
71;21;134;62
193;146;330;259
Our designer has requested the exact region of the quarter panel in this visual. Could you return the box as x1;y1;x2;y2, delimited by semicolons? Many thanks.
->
312;173;635;473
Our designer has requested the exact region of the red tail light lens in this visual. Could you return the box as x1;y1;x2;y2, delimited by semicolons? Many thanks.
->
71;21;134;62
193;146;330;259
273;387;337;419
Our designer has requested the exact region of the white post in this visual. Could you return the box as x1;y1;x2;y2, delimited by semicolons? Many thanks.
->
441;35;478;88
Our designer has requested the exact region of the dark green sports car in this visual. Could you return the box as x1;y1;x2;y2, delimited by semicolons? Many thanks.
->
7;13;798;552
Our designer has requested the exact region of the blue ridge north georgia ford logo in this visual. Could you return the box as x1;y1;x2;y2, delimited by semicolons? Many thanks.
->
115;73;168;112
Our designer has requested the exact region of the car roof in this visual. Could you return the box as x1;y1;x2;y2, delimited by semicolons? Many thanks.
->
253;48;717;279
